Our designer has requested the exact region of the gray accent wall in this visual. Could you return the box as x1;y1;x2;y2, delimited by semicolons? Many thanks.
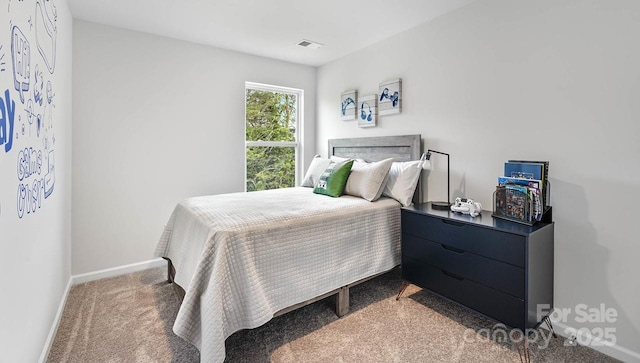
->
317;0;640;360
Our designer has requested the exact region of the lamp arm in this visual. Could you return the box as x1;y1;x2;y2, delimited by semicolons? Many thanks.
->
425;149;450;206
426;149;449;157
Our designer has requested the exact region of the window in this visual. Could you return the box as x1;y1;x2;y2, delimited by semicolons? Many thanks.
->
245;82;303;192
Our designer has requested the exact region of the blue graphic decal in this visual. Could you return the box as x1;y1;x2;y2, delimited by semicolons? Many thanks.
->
24;98;37;136
17;177;44;218
0;45;6;72
17;147;42;181
11;26;30;103
44;149;54;198
33;64;43;105
4;0;60;219
0;89;16;152
35;0;57;73
16;146;45;218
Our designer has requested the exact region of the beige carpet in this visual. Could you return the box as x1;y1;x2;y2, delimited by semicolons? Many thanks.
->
47;266;619;363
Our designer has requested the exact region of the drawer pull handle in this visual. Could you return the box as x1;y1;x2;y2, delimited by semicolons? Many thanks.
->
442;244;465;254
442;269;465;281
442;219;465;227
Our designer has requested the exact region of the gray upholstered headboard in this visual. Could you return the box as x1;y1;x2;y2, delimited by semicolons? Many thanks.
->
327;134;423;203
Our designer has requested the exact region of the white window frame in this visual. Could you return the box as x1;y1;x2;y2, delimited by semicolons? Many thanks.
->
244;81;304;191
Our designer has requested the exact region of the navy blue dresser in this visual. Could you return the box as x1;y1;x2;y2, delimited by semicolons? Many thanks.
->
400;202;554;331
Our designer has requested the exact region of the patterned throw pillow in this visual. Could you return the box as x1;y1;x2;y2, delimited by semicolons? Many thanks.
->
313;160;354;197
301;155;331;187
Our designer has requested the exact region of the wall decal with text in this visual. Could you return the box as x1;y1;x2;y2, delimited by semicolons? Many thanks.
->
1;0;59;219
11;25;30;103
0;89;16;153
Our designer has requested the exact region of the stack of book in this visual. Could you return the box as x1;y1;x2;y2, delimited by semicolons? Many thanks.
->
493;160;549;225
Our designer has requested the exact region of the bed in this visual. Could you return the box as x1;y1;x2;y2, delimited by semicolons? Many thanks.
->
155;134;422;362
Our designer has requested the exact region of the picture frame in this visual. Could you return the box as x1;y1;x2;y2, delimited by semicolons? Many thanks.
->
378;78;401;115
340;89;357;121
358;95;377;128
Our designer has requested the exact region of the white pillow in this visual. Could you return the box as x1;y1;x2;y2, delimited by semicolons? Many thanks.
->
301;155;331;187
344;158;394;201
383;160;424;206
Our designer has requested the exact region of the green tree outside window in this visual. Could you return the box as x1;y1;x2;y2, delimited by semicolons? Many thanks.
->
245;86;300;191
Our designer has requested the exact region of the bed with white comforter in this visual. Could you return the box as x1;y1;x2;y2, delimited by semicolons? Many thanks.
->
154;186;401;362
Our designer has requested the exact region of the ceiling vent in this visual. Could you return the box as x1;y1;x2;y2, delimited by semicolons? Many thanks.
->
297;39;323;49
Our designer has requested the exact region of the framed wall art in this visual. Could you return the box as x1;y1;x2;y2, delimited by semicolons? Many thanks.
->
340;89;357;121
378;78;401;115
358;95;377;128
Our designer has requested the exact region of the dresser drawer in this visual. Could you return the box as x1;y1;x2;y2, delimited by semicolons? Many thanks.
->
402;234;525;298
403;257;525;329
402;212;525;267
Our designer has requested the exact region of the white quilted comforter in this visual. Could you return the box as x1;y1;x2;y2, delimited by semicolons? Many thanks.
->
154;187;401;362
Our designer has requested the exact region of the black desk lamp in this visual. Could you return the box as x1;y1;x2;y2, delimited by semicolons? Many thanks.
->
426;149;450;210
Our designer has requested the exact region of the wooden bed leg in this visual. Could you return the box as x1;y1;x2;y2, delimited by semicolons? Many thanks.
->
336;286;349;317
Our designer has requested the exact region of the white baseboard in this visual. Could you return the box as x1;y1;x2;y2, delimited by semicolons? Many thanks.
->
549;320;640;363
39;258;167;362
71;258;166;285
39;277;73;363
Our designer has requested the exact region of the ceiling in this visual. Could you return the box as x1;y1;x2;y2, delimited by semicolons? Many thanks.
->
67;0;476;67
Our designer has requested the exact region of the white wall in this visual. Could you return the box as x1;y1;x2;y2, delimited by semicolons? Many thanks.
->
72;21;316;274
317;0;639;360
0;0;73;361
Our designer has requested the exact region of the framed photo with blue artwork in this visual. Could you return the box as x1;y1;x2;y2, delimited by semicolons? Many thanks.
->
378;78;401;115
340;89;357;121
358;95;377;128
